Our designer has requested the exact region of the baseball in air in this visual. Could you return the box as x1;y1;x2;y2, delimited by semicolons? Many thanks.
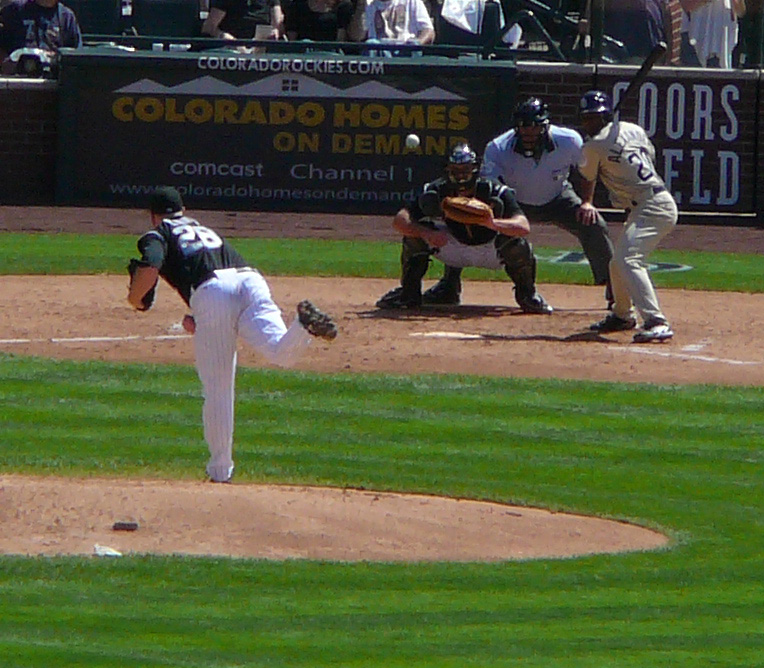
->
405;133;421;149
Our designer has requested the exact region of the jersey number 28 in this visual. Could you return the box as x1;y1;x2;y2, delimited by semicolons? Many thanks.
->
173;224;223;255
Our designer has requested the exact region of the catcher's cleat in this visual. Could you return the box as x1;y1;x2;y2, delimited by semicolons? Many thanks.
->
632;319;673;343
297;300;338;340
422;279;461;305
517;293;553;315
376;287;422;309
589;313;638;332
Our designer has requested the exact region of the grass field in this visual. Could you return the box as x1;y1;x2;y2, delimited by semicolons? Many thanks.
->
0;234;763;667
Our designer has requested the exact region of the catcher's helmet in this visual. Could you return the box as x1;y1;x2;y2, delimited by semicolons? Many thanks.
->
446;143;479;191
512;97;550;128
579;90;613;119
448;143;478;166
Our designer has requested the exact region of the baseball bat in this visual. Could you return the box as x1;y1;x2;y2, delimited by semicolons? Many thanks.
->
612;41;667;116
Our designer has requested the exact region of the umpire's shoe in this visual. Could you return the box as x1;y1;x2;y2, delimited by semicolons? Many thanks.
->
297;300;338;340
516;292;553;315
589;313;638;332
376;286;422;309
423;279;461;305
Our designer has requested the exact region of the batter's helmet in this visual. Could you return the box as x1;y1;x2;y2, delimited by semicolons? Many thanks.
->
579;90;613;119
512;97;550;128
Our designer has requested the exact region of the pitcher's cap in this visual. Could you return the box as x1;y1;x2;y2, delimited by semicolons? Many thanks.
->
149;186;184;214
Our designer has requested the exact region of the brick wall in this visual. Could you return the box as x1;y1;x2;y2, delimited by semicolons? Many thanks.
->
0;79;58;205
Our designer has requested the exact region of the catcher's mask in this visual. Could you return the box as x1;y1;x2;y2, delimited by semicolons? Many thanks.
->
579;90;613;137
512;97;550;157
446;143;479;194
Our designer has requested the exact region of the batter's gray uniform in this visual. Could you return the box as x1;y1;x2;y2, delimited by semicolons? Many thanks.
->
578;120;677;330
481;124;614;287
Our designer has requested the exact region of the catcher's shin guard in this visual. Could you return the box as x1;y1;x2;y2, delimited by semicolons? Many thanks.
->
377;237;430;309
495;236;552;314
400;236;430;296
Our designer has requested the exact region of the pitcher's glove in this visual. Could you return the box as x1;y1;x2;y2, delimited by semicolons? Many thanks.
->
441;196;495;227
127;258;157;312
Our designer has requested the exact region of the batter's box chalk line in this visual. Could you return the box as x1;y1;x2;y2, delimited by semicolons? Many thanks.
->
0;334;192;345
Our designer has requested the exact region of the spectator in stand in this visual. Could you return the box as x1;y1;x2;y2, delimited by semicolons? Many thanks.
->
601;0;667;63
680;0;746;68
202;0;287;42
0;0;81;74
285;0;354;41
350;0;435;44
438;0;522;48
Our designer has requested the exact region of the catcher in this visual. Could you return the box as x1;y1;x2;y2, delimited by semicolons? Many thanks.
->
376;143;552;313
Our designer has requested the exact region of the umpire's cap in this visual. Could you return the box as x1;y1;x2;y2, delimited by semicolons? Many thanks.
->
513;97;549;127
149;186;184;215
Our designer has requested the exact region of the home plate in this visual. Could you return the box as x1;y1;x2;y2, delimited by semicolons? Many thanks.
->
411;331;484;340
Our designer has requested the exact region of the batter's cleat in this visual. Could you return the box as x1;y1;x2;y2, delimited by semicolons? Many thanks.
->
422;280;461;305
375;286;422;309
632;319;674;343
589;313;638;333
297;300;338;341
517;294;553;315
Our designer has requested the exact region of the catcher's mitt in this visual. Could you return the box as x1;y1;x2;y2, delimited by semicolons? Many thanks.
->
127;258;157;312
441;196;494;227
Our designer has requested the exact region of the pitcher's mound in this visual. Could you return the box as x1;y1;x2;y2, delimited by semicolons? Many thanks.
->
0;475;669;562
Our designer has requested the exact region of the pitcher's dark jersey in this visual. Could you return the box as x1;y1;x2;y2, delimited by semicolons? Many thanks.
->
407;176;523;246
138;214;249;305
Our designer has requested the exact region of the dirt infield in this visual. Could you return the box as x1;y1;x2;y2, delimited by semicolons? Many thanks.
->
2;275;762;386
1;208;762;561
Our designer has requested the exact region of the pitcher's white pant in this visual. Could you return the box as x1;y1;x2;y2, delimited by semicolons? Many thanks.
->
610;191;678;325
189;268;311;482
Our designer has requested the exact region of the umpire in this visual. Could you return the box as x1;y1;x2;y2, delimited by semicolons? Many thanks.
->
423;97;614;307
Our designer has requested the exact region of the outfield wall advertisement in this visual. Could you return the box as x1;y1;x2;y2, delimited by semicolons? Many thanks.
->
56;51;517;214
596;69;759;214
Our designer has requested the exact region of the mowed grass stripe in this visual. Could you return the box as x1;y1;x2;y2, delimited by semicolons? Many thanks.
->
0;232;762;291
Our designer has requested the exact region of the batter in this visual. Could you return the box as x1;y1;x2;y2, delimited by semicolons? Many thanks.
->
577;90;677;343
127;187;337;482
